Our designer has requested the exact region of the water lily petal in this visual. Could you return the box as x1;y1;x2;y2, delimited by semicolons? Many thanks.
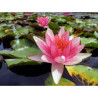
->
45;34;52;47
33;36;50;56
72;37;80;48
54;56;65;63
69;45;84;58
41;55;55;63
69;35;74;40
33;36;46;46
47;28;54;40
75;53;92;60
50;42;58;57
27;54;43;62
62;30;69;41
64;57;82;65
64;53;92;65
63;41;71;56
58;27;65;38
51;63;64;84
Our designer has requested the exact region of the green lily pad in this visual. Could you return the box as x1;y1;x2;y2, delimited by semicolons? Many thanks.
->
14;27;29;37
81;37;98;48
48;22;60;30
5;58;41;68
0;38;42;58
94;31;98;38
0;23;30;39
45;74;75;86
0;12;15;21
66;65;98;86
0;24;14;39
64;25;74;34
56;18;66;24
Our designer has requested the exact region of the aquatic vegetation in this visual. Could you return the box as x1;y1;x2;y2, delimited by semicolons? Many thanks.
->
0;38;42;67
0;12;98;86
28;27;91;84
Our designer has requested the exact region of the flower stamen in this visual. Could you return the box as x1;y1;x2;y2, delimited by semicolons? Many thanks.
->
54;35;69;51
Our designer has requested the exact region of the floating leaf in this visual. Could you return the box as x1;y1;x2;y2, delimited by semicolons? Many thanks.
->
5;58;41;68
0;12;15;21
48;22;60;30
66;65;98;86
0;24;14;39
94;31;98;38
85;48;95;53
64;25;74;34
14;27;29;37
56;18;66;24
45;74;75;86
81;37;98;48
0;38;42;58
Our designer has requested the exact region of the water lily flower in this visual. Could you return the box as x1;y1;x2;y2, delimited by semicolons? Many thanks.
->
25;12;32;16
37;17;50;28
64;12;69;16
28;27;91;84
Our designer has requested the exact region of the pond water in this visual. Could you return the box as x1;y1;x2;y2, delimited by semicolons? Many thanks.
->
0;12;98;86
0;39;98;85
0;38;73;85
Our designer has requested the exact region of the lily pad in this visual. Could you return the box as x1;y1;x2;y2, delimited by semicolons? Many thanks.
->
94;31;98;38
48;22;60;30
0;38;42;58
5;58;41;68
14;27;29;37
81;37;98;48
0;12;15;21
0;24;14;39
64;25;74;34
45;74;75;86
66;65;98;86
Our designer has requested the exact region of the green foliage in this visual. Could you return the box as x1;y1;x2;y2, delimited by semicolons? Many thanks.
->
66;65;98;86
13;27;29;37
48;22;60;30
81;37;98;48
0;38;42;58
0;23;14;39
45;74;75;86
5;59;41;68
0;38;42;67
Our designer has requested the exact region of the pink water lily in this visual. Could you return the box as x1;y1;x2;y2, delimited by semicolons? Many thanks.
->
25;12;32;16
37;17;50;28
64;12;69;16
28;27;91;84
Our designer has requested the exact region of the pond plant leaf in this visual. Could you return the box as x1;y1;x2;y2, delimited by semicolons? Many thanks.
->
5;58;41;68
13;27;29;37
94;31;98;38
0;38;42;67
0;38;42;58
48;22;60;30
45;74;75;86
81;37;98;48
66;65;98;86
